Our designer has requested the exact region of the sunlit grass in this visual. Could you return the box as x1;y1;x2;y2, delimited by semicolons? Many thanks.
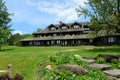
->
0;46;120;80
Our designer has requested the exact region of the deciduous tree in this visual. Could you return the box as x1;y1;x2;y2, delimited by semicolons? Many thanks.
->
76;0;120;36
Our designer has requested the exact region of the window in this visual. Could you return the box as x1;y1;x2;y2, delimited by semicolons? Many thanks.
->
51;27;56;30
57;40;60;45
62;26;67;30
47;41;50;45
29;41;32;46
53;34;57;36
108;37;115;43
84;28;90;30
73;25;79;29
84;26;90;30
36;35;40;37
36;42;40;46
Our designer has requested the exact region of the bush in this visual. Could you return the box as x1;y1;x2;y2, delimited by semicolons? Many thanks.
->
13;41;22;46
49;52;72;65
0;74;23;80
39;52;107;80
111;59;120;69
96;57;106;64
111;59;119;64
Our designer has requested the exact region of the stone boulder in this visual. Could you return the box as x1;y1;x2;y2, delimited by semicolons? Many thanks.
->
87;63;112;70
103;69;120;78
96;54;120;62
58;64;87;75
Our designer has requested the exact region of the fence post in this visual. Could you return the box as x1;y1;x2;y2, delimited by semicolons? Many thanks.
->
7;64;12;78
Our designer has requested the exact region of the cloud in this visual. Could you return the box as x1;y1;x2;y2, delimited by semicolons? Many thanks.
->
5;0;88;34
26;0;87;22
12;30;23;35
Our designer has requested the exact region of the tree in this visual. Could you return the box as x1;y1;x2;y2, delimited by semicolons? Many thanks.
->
76;0;120;36
8;33;33;46
36;28;42;32
21;34;33;39
8;33;21;45
0;0;12;50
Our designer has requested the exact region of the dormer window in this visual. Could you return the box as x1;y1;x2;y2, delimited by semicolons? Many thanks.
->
73;25;79;29
51;27;56;31
62;26;67;30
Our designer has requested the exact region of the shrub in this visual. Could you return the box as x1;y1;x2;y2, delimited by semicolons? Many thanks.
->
111;59;120;69
13;41;22;46
96;57;106;64
0;74;23;80
39;52;107;80
111;59;119;64
49;52;72;65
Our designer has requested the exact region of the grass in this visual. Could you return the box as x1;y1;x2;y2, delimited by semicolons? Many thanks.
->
0;46;120;80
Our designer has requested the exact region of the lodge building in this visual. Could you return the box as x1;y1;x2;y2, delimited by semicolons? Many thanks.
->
21;22;120;46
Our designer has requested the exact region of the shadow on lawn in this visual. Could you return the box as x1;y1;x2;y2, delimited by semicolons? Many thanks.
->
0;48;14;51
86;46;120;53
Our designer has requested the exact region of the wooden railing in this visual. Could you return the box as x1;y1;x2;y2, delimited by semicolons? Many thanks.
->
0;64;12;78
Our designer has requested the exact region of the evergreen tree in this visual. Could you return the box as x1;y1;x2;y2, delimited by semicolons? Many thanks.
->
0;0;12;50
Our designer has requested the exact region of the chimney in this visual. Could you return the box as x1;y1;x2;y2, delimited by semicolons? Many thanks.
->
59;21;62;24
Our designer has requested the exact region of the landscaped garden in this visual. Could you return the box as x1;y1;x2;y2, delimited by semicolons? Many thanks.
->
0;46;120;80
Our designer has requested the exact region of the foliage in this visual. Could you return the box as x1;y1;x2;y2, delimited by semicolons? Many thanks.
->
21;34;33;39
0;46;120;80
8;33;21;46
39;68;106;80
96;57;106;63
36;28;42;32
0;0;12;50
39;52;106;80
0;74;23;80
8;33;32;46
50;52;72;65
50;52;87;67
111;59;120;69
13;40;22;46
76;0;120;36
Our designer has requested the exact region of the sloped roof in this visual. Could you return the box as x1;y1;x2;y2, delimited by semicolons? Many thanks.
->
33;22;89;34
21;34;93;41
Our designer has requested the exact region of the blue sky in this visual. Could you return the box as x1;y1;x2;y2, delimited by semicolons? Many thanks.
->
4;0;89;34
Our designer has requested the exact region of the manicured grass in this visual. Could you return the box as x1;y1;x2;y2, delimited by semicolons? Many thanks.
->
0;46;120;80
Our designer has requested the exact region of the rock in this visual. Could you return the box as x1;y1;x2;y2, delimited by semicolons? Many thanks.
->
58;64;87;75
103;69;120;78
117;78;120;80
96;54;120;62
87;63;112;70
106;75;118;80
84;59;96;64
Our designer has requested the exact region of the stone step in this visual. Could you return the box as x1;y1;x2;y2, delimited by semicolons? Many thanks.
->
87;63;112;70
103;69;120;78
106;75;118;80
84;59;96;64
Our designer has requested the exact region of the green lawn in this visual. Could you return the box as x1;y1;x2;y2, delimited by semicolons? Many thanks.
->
0;46;120;80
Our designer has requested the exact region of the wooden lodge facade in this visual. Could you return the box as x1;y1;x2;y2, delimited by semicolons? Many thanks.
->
21;22;120;46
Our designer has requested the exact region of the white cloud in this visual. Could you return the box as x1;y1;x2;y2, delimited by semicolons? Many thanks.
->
12;30;23;35
26;0;87;22
5;0;88;33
